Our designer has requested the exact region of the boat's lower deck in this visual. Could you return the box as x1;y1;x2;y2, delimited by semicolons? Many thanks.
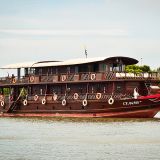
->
1;97;160;118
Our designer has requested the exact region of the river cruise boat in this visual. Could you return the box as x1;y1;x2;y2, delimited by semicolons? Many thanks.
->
0;56;160;118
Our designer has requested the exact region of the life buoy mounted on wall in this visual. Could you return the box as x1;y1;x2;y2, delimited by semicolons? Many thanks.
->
1;100;5;107
90;74;96;80
61;75;66;81
62;99;66;106
30;76;35;83
34;95;39;101
42;98;46;105
12;78;16;84
73;93;79;100
96;93;102;100
108;97;114;105
0;95;4;101
82;99;87;107
23;99;28;106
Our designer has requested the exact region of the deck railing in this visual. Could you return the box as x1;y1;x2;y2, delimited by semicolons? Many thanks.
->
0;71;159;85
3;93;127;104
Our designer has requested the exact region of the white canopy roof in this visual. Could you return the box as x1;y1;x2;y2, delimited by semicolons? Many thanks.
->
34;57;106;68
0;56;138;69
0;61;36;69
0;57;106;69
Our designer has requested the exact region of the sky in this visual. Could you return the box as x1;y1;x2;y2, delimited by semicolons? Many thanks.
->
0;0;160;75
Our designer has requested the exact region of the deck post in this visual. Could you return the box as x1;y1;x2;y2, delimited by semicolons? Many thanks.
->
17;68;21;80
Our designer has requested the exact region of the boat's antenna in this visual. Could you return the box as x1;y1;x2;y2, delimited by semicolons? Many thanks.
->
84;46;87;58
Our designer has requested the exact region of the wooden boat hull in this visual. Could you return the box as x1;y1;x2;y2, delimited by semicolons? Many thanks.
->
0;108;159;118
1;98;160;118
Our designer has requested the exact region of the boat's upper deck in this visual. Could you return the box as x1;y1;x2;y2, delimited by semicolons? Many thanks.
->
0;71;159;87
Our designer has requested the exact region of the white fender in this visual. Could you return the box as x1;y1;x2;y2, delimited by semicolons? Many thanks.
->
82;99;87;106
96;93;102;100
23;99;28;106
42;98;46;105
90;74;96;80
108;97;114;105
34;95;39;101
1;101;5;107
73;93;79;100
62;99;66;106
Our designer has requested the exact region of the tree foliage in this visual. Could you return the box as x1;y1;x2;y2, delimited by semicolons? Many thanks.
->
156;67;160;73
125;65;151;73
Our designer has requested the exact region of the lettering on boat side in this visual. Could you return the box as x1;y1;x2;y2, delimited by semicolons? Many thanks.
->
123;101;142;106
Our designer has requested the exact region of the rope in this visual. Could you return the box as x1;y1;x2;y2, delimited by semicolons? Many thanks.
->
7;87;25;113
15;87;25;102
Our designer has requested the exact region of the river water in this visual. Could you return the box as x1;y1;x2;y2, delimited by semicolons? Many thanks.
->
0;114;160;160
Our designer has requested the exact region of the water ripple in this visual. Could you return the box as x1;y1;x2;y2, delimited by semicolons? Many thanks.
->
0;117;160;160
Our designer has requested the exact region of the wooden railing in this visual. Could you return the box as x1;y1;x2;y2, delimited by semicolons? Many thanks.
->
2;93;128;104
0;71;160;85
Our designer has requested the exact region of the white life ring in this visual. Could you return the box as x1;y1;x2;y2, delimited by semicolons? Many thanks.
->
0;95;4;101
1;100;5;107
62;99;66;106
82;99;87;107
73;93;79;100
61;75;66;81
23;99;28;106
96;93;102;100
90;73;96;80
53;94;58;101
30;76;35;83
42;98;46;105
108;97;114;105
34;95;39;101
12;78;16;83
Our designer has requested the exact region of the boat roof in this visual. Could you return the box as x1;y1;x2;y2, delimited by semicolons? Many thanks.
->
0;56;138;69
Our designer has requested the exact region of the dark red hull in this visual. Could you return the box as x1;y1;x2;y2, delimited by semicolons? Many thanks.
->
0;108;159;118
1;98;160;118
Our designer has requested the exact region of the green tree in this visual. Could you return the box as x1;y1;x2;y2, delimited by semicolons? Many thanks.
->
125;65;151;73
140;65;151;72
156;67;160;73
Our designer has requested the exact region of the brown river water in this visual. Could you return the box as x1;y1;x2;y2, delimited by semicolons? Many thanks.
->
0;113;160;160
